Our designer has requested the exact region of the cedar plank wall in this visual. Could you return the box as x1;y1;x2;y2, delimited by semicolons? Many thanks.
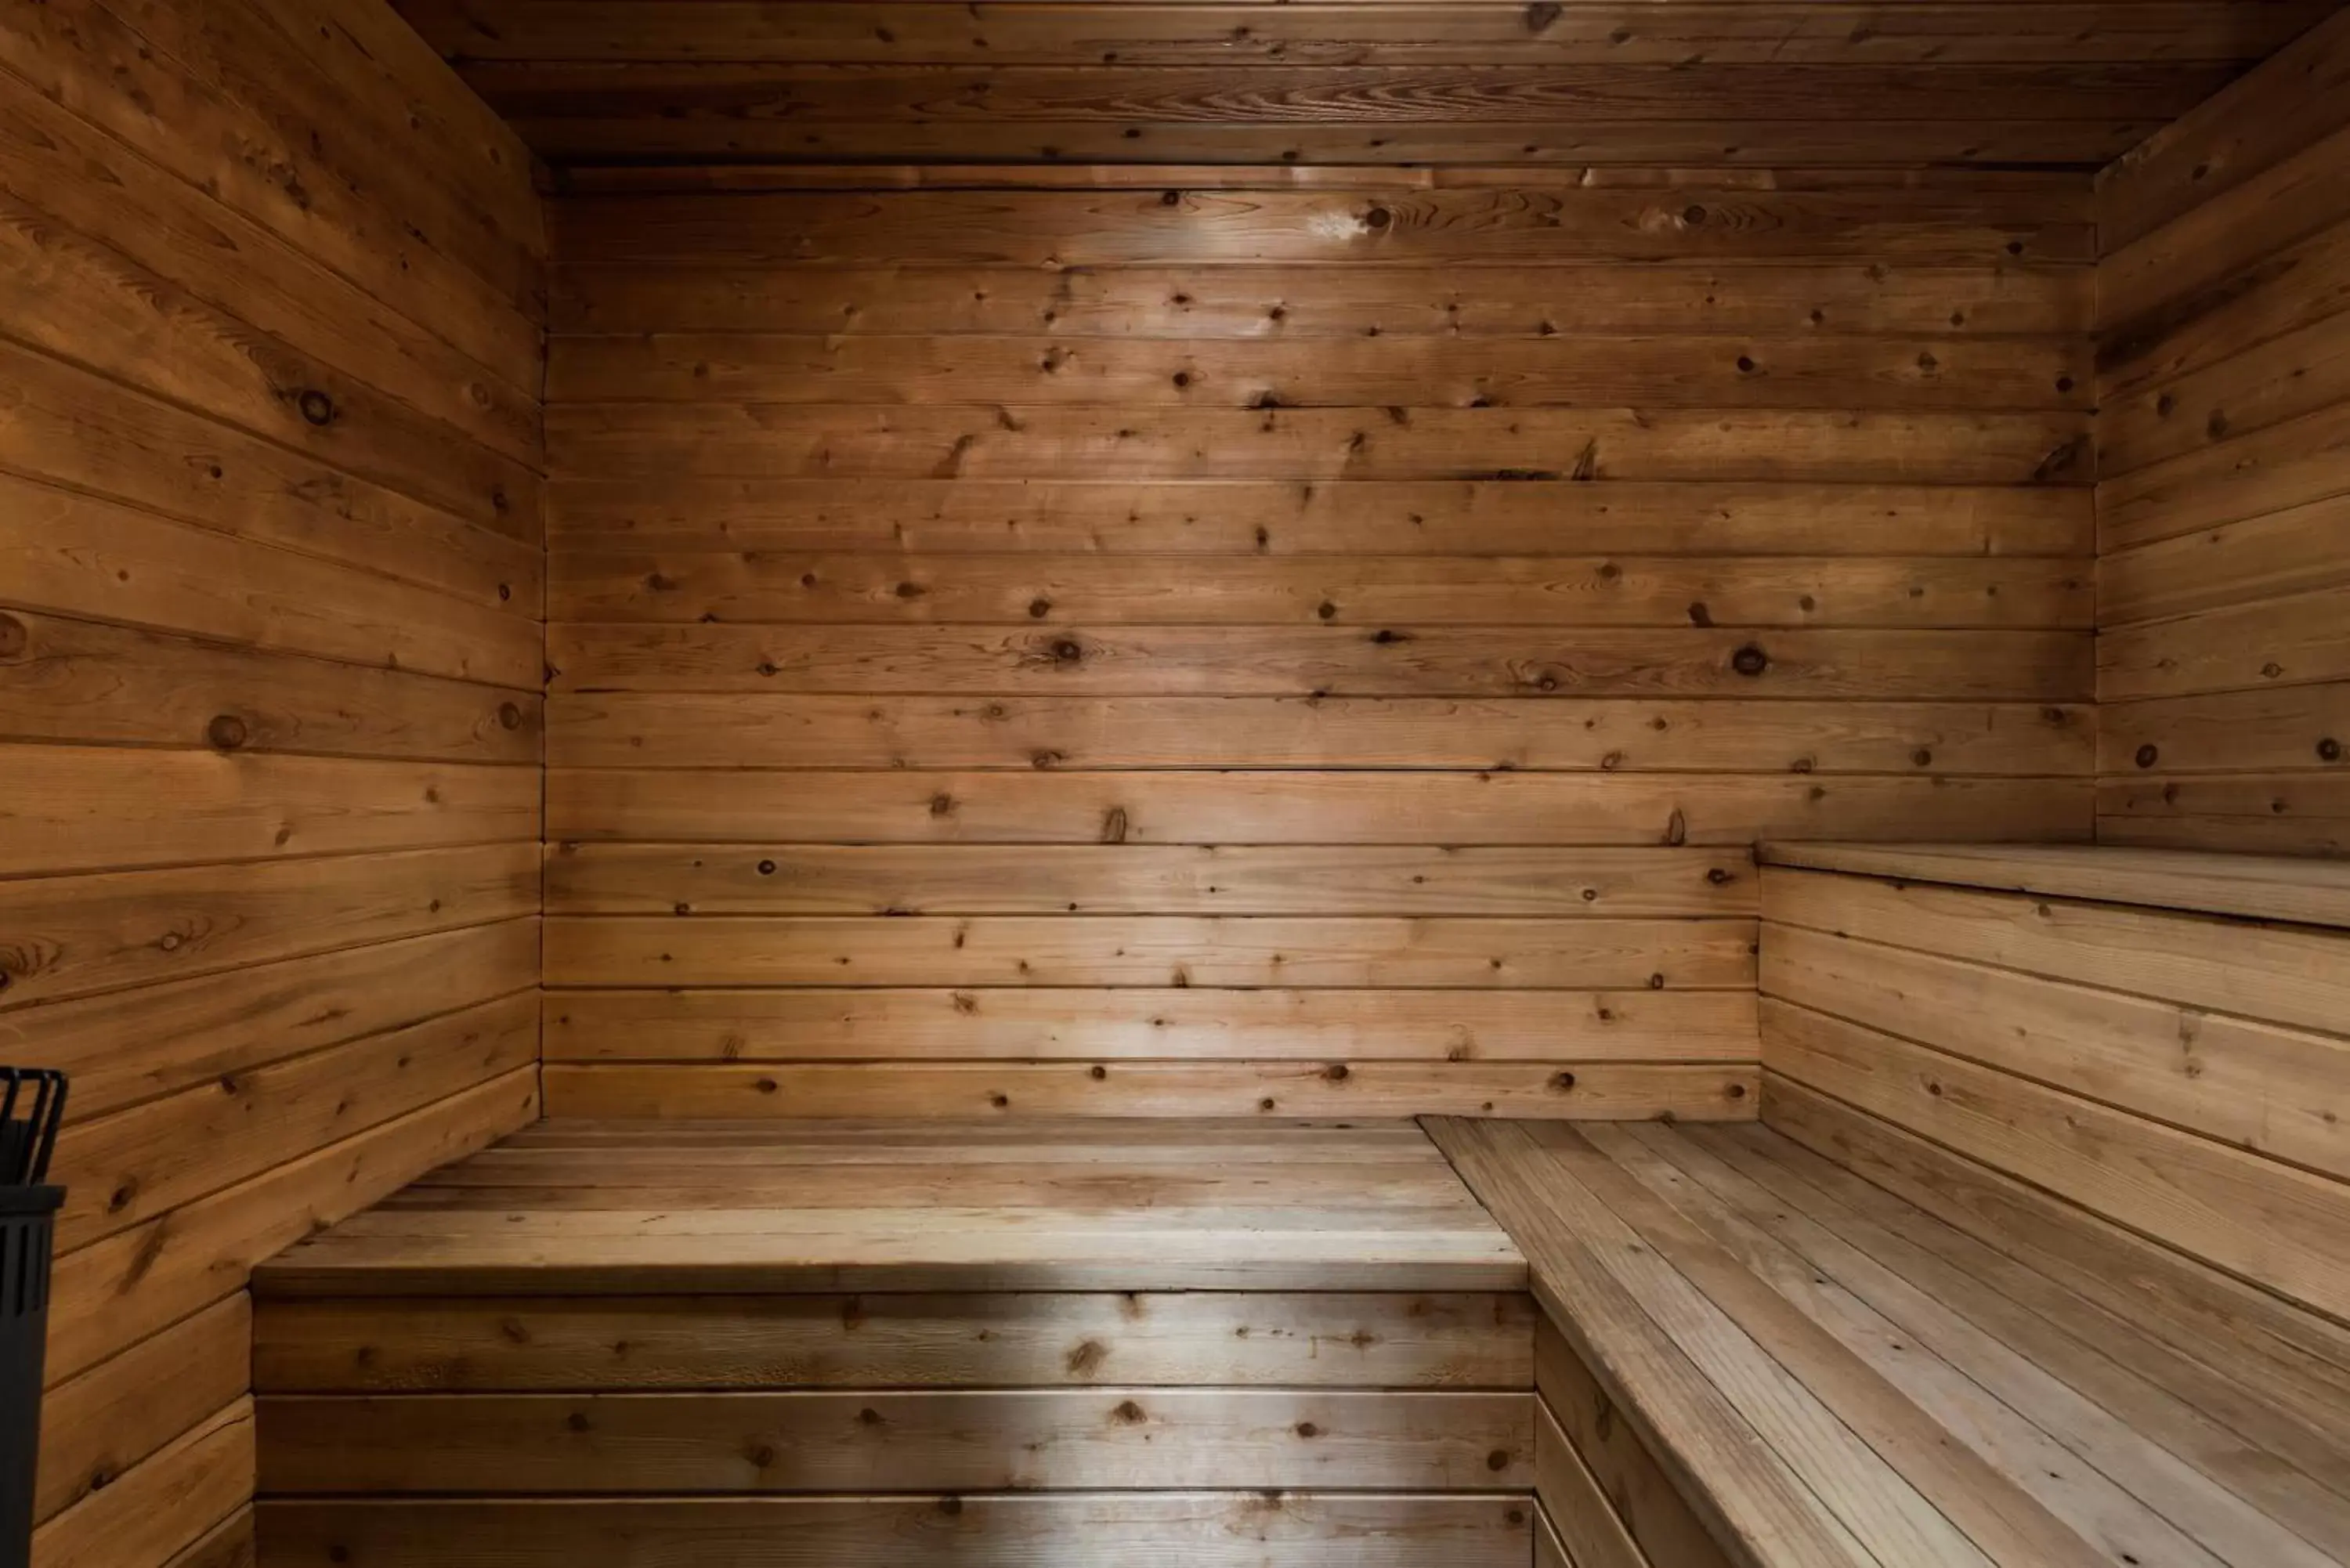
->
0;2;546;1564
1759;864;2350;1329
2095;5;2350;853
540;171;2099;1122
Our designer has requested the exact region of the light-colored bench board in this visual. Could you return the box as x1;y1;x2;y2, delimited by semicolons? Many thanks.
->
1427;1113;2350;1568
1760;842;2350;929
251;1119;1527;1296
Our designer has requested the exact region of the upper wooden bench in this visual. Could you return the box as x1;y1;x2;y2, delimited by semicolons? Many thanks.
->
1430;1114;2350;1568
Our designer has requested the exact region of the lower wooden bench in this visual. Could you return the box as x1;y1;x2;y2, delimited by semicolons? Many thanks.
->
248;1118;1538;1566
1431;1114;2350;1568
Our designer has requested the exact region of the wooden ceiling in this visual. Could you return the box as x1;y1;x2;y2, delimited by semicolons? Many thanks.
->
393;0;2337;170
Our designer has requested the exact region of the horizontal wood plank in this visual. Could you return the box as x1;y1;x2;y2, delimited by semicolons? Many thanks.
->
254;1494;1535;1566
0;341;539;612
1;920;540;1125
1762;920;2350;1179
51;992;538;1253
0;844;537;1010
555;262;2090;338
545;844;1755;916
0;611;539;757
541;1061;1757;1122
1755;841;2350;929
542;987;1759;1064
404;0;2326;68
257;1389;1535;1492
548;624;2092;701
548;769;2092;847
548;403;2092;485
555;187;2093;267
253;1289;1537;1392
1762;999;2350;1323
0;746;539;876
550;332;2089;412
2095;775;2350;855
545;479;2090;558
0;478;541;692
551;552;2090;629
2100;687;2350;777
1760;865;2350;1034
546;694;2092;773
542;914;1757;988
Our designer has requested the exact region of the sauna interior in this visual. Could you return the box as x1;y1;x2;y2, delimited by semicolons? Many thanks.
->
9;0;2350;1564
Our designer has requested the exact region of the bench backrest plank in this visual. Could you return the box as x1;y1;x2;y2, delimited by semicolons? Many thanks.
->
1762;864;2350;1324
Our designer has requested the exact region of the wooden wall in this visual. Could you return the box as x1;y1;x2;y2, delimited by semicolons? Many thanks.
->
0;2;546;1564
1760;860;2350;1331
2095;7;2350;854
540;167;2099;1122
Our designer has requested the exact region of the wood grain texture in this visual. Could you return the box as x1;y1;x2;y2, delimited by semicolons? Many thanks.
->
1433;1111;2350;1568
257;1388;1535;1492
254;1290;1538;1391
399;0;2330;70
542;987;1759;1064
544;478;2090;557
2095;18;2350;855
543;171;2092;1115
1756;1077;2350;1467
254;1494;1535;1567
544;844;1755;915
388;0;2306;170
555;186;2095;268
539;1061;1756;1121
244;1123;1542;1555
0;5;545;1566
1756;840;2350;928
1760;864;2350;1324
254;1120;1527;1295
36;1297;252;1526
1536;1317;1734;1568
33;1399;253;1568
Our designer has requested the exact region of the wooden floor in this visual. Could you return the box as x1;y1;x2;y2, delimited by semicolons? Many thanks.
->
251;1119;1538;1566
